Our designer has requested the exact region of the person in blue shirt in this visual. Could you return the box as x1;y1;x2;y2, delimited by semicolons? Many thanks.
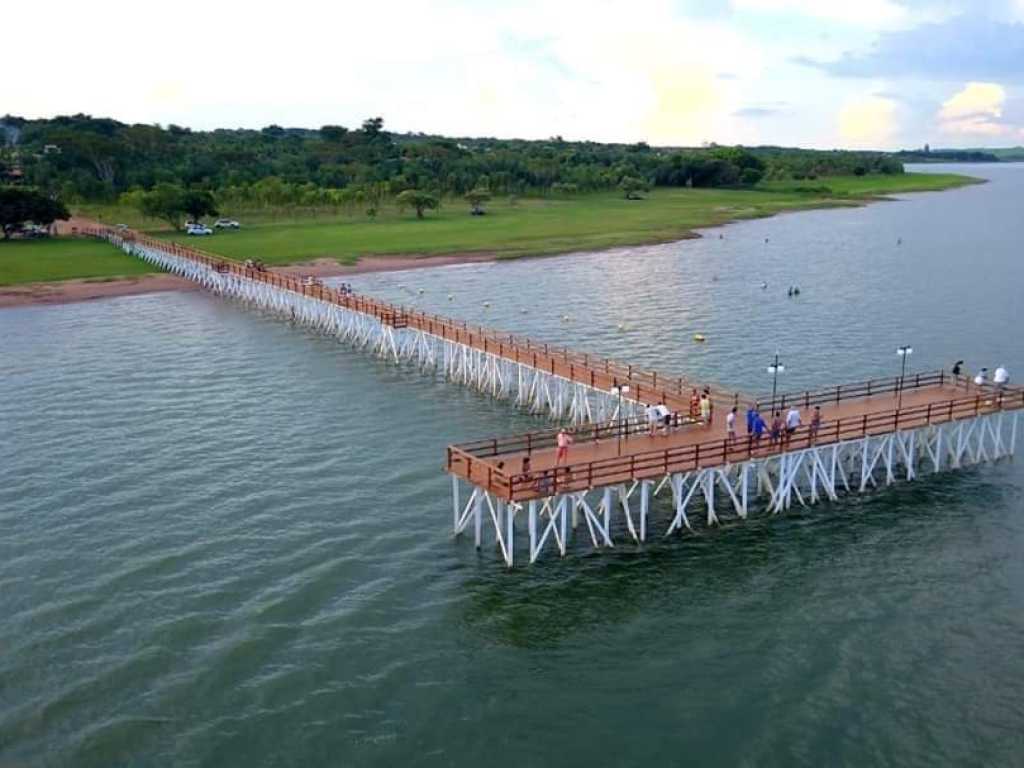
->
746;402;759;435
752;412;767;445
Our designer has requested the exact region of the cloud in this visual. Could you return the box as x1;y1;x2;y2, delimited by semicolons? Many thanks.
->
732;0;909;26
797;16;1024;81
839;95;898;147
937;81;1023;135
733;102;788;117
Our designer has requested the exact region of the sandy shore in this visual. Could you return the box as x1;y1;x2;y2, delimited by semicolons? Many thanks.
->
0;252;502;309
0;274;197;309
270;252;500;278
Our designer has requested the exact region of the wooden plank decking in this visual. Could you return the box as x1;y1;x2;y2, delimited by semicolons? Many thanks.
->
448;375;1024;502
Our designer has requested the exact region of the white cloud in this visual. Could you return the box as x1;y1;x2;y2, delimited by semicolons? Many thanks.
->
937;82;1017;135
731;0;910;27
4;0;771;146
838;95;898;147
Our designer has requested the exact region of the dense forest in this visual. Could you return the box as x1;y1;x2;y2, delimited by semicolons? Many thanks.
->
1;114;906;209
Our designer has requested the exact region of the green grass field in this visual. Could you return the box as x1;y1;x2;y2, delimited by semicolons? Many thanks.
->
0;238;160;286
146;172;981;266
5;171;979;285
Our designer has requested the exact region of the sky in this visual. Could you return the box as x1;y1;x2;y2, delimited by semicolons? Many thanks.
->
6;0;1024;149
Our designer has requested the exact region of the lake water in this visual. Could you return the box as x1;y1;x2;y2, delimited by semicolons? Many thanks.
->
2;164;1023;766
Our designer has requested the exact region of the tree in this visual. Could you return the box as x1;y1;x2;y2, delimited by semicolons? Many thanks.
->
181;190;218;222
396;189;438;219
135;183;187;230
619;176;648;200
320;125;348;143
465;187;491;215
0;186;69;239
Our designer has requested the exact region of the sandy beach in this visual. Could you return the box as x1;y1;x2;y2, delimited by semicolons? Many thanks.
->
0;252;503;309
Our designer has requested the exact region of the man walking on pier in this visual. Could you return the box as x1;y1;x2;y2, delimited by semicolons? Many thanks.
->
556;429;573;465
785;406;801;444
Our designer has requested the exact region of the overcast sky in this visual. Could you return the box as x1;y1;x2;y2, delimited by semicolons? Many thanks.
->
7;0;1024;149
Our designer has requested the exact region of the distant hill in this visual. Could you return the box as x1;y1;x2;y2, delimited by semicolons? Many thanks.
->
894;148;1001;163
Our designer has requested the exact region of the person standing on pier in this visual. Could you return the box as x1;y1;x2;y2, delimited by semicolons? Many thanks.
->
746;402;759;436
974;368;988;388
689;388;700;421
809;406;822;443
993;365;1009;392
700;393;711;427
646;404;660;436
556;429;573;466
770;412;783;445
727;406;737;442
753;411;767;446
785;406;801;444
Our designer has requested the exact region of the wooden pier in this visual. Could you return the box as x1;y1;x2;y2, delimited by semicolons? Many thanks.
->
92;226;1022;566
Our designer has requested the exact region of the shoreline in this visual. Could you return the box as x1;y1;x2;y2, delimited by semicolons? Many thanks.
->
0;274;196;309
2;177;983;309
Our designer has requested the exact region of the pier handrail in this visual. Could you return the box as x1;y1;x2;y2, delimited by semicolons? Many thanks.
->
449;387;1024;501
83;225;748;409
753;370;948;414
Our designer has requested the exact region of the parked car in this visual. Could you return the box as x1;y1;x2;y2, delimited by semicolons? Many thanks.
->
214;218;240;229
186;223;213;236
19;224;50;239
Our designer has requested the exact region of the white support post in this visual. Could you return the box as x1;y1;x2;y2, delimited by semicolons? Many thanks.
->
474;491;483;549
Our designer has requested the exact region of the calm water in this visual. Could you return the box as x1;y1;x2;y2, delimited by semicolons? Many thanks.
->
2;164;1023;766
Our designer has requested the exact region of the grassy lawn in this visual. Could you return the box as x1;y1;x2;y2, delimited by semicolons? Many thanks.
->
0;238;160;286
2;172;976;285
58;171;984;277
146;172;981;266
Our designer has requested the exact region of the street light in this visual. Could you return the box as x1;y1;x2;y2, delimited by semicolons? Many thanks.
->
767;351;785;411
610;383;630;456
896;345;913;409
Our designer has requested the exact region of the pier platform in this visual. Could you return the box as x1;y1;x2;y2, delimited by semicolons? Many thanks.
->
90;226;1022;567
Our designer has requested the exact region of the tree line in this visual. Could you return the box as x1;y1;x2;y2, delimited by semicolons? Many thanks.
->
1;113;905;214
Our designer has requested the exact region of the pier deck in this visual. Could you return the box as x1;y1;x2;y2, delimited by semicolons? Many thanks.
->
91;226;1022;566
448;373;1024;502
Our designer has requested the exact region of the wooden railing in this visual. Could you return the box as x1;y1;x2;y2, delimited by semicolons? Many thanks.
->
753;370;947;414
82;225;746;408
448;388;1024;502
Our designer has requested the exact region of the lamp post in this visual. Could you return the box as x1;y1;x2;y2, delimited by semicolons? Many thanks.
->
767;351;785;412
610;383;630;456
896;345;913;410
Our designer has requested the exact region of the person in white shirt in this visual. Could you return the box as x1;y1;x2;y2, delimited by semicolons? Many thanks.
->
974;368;988;387
654;402;672;434
726;406;737;442
645;404;660;436
993;365;1009;391
785;406;801;443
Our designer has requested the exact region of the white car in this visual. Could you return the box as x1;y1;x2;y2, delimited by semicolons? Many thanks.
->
186;223;213;236
214;218;240;229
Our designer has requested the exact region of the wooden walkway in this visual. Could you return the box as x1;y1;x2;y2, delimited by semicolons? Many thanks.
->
448;372;1024;501
84;226;747;412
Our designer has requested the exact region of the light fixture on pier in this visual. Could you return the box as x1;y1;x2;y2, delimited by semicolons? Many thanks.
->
896;345;914;409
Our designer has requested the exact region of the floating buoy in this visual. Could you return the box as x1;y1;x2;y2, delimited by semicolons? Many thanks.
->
484;301;490;307
617;323;625;331
761;282;768;289
562;314;570;321
693;333;706;343
447;294;453;301
418;288;424;294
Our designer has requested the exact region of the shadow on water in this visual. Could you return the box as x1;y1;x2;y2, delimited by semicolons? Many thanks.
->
456;464;1017;649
